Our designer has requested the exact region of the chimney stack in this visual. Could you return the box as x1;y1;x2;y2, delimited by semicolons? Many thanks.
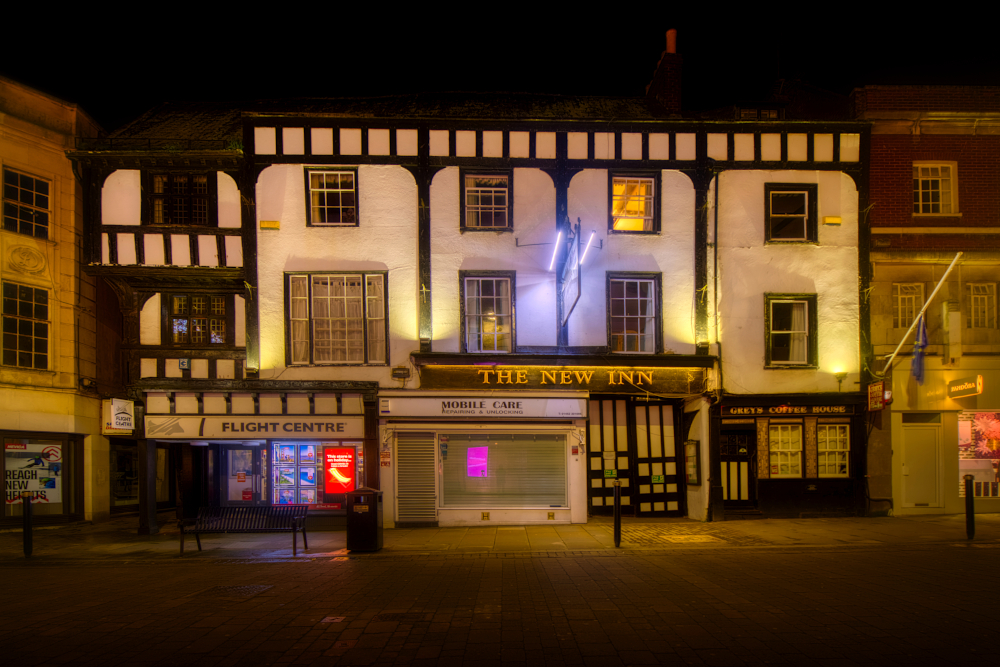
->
646;29;682;114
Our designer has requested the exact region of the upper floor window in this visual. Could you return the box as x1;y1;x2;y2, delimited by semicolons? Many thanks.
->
765;294;817;367
967;283;996;329
913;164;957;215
288;273;386;364
3;168;50;239
306;169;357;226
462;274;513;353
462;172;511;230
166;294;230;346
608;274;660;353
892;283;924;328
2;281;48;370
146;172;216;226
764;183;817;243
610;174;658;232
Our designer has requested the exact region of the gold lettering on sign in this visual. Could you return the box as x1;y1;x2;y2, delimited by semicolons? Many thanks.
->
516;370;528;384
637;371;653;385
541;371;558;385
561;371;573;384
477;370;494;384
574;371;594;384
497;370;512;384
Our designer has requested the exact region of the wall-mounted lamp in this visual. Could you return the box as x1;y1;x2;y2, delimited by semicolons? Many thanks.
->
578;230;597;265
79;377;97;390
548;230;563;272
834;371;848;392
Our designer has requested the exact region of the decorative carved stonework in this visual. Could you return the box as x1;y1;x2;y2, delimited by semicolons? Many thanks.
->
756;418;770;479
8;245;47;275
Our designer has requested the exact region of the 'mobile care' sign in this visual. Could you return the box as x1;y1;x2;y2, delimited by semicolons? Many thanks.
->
380;396;587;419
145;415;364;439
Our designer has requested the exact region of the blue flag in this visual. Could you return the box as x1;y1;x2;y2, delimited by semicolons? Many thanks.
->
912;313;927;385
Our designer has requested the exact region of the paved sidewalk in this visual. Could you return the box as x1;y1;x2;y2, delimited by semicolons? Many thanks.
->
2;511;998;562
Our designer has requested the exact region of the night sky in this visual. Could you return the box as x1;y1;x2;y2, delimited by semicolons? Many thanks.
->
4;16;997;132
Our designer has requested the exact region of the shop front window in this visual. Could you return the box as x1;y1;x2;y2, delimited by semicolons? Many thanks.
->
111;443;139;506
439;433;567;508
959;412;1000;498
273;442;362;507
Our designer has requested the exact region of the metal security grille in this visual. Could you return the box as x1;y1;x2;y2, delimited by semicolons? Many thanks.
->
395;432;436;523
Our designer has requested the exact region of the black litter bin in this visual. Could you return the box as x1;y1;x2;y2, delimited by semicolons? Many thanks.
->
346;487;383;551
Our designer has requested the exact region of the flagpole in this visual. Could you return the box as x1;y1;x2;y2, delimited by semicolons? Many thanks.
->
879;251;963;376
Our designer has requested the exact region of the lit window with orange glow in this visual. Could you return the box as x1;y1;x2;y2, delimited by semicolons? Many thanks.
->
610;176;656;232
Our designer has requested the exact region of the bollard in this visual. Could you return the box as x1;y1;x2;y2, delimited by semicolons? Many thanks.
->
964;474;975;540
613;480;621;548
21;491;33;558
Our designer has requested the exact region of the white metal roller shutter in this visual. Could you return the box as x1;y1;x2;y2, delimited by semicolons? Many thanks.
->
395;431;437;522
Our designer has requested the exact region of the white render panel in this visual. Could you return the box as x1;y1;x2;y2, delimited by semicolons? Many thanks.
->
198;236;218;266
225;235;243;267
707;134;728;160
311;128;334;155
814;134;834;161
396;129;418;156
235;295;246;347
369;129;390;155
254;165;417;383
840;134;860;162
482;131;503;157
165;360;182;378
675;133;696;160
429;130;449;156
192;359;209;379
566;169;696;354
144;235;165;265
340;128;362;155
761;134;781;161
535;132;556;159
140;359;157;378
203;394;227;413
788;134;808;161
116;233;136;264
102;170;140;225
594;133;614;159
649;133;670;159
282;128;304;155
714;170;860;395
254;127;276;155
140;294;160;345
218;172;241;228
509;132;530;158
455;131;476;157
734;134;754;161
216;359;235;379
170;235;190;265
567;132;588;159
430;167;557;352
621;133;642;160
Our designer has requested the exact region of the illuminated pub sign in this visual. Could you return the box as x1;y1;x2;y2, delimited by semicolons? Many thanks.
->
419;365;706;394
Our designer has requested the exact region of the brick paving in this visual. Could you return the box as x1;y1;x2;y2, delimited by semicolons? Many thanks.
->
1;514;999;665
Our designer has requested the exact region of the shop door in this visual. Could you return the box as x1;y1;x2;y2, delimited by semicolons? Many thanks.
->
720;431;756;508
902;426;941;508
587;398;685;517
221;444;268;505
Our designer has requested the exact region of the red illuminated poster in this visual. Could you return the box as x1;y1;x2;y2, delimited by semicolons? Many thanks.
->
325;448;356;494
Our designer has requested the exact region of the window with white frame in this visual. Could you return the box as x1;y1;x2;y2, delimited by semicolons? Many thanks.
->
817;424;849;477
892;283;924;328
2;281;48;370
913;164;956;215
167;294;229;346
306;170;357;226
463;275;512;353
967;283;996;329
766;294;816;367
610;174;657;232
3;168;50;239
609;276;658;353
764;183;817;242
288;274;386;364
463;174;510;229
768;424;802;477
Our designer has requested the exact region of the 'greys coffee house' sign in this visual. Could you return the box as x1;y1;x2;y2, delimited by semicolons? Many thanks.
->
418;365;707;395
145;415;365;439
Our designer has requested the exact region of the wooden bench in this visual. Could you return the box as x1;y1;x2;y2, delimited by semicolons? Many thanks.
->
179;505;309;556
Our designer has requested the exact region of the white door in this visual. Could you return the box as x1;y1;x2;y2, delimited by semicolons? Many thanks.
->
902;427;941;508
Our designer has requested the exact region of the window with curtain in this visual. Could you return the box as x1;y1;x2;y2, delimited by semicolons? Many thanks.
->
609;277;658;353
464;276;512;353
967;283;996;329
817;424;849;477
768;424;802;478
892;283;924;328
288;273;386;364
769;300;808;364
913;164;956;215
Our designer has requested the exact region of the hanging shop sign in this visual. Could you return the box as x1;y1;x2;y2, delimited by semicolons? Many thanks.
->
102;398;135;435
144;415;364;439
721;404;855;417
949;375;984;399
379;395;587;419
5;442;62;505
417;365;706;394
868;382;885;411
